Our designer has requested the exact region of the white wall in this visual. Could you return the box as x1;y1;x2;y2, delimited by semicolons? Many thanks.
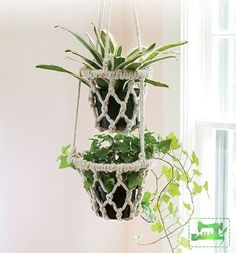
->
0;1;181;253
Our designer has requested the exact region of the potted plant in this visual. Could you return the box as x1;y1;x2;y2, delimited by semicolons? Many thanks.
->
36;25;187;132
58;131;208;229
58;131;159;220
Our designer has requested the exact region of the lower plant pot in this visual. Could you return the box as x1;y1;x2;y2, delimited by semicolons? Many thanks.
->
74;157;151;221
94;184;138;220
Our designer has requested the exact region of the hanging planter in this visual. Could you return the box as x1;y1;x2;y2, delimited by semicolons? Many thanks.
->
61;131;158;221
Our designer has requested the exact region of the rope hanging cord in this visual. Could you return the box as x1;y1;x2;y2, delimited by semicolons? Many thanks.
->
72;81;81;147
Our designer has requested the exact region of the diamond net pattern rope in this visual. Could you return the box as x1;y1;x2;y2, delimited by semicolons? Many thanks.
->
69;154;151;220
81;68;152;132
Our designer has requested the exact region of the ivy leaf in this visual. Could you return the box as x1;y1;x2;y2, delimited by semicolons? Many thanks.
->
193;169;202;176
142;192;151;206
157;139;172;153
168;202;174;214
151;220;163;233
203;181;208;191
161;194;171;203
175;248;182;253
179;237;191;249
167;182;181;197
141;205;154;223
191;151;199;166
193;181;202;195
203;181;209;197
161;165;173;181
62;144;71;155
59;155;70;169
83;170;94;189
127;172;143;189
183;202;191;210
167;132;180;150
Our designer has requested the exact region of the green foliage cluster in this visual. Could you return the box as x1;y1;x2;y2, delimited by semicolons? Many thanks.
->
58;131;158;192
83;132;158;164
36;25;187;89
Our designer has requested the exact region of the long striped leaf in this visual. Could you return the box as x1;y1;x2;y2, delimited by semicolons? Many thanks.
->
36;64;90;87
101;30;117;53
92;24;105;57
124;62;142;71
55;25;103;65
144;41;188;62
145;78;169;88
65;49;101;69
140;56;176;69
115;52;143;70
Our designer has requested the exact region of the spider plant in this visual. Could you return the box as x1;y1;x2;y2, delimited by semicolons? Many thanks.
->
36;25;187;89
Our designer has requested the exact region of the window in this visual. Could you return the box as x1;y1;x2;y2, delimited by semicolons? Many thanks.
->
182;0;236;252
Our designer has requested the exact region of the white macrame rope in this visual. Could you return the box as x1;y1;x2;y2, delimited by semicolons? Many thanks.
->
72;81;81;147
103;0;112;70
96;0;105;50
139;79;145;160
130;0;142;50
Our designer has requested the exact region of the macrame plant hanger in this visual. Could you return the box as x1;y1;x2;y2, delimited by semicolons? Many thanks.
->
69;0;152;221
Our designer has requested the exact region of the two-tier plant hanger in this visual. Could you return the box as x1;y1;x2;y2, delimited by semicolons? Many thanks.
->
68;0;152;221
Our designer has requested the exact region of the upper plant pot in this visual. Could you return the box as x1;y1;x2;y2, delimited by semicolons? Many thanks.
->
81;67;152;132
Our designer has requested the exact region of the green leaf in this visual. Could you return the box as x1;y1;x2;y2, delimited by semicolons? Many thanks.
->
141;205;155;223
157;139;172;153
144;41;188;62
167;182;181;197
193;181;202;195
167;132;181;150
127;172;143;189
142;192;152;206
92;24;105;56
161;165;173;181
115;45;122;56
115;52;143;69
175;248;182;253
124;62;142;71
140;56;176;69
65;49;102;69
62;144;71;155
179;237;191;249
83;170;94;189
183;202;191;210
114;57;125;69
151;220;164;233
59;155;70;169
55;25;103;65
168;202;174;214
36;64;72;74
203;181;209;192
161;194;171;203
145;79;169;88
193;169;202;176
36;64;90;87
191;151;199;165
101;30;117;53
